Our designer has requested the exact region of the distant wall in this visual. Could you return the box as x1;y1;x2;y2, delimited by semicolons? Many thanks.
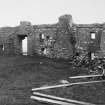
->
32;15;74;59
0;14;105;59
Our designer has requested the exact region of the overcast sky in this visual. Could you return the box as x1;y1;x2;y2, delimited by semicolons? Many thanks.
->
0;0;105;27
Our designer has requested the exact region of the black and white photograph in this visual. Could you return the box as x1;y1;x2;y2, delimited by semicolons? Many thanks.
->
0;0;105;105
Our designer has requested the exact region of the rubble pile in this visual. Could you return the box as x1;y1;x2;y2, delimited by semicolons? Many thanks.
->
70;53;105;75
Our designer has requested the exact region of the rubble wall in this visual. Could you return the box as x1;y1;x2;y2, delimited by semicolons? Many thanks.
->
0;14;105;59
76;26;102;53
0;27;15;55
100;26;105;58
32;26;57;57
31;15;75;59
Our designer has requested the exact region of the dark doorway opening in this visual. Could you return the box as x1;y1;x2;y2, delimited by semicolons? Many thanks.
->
18;35;27;55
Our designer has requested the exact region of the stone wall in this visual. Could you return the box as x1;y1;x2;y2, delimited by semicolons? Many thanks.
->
53;15;74;58
0;14;105;59
75;24;104;58
31;15;75;59
99;25;105;58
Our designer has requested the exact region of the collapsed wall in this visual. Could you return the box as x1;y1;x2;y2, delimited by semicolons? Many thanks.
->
0;27;15;55
75;24;105;58
32;15;75;59
0;14;105;59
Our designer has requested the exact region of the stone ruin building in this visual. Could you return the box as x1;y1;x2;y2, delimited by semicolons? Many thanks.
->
0;14;105;59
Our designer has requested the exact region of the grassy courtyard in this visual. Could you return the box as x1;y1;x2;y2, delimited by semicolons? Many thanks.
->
0;55;104;105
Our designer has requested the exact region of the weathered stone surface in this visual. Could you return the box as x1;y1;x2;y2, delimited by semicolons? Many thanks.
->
0;15;105;59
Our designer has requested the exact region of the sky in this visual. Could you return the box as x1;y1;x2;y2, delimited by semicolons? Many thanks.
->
0;0;105;27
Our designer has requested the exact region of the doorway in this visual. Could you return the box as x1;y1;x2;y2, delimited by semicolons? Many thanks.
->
22;36;27;55
18;35;28;55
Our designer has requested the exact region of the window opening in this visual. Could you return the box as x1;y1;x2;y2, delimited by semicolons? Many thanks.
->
91;33;96;39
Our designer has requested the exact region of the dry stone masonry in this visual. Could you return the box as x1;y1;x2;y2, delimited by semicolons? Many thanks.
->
0;14;105;59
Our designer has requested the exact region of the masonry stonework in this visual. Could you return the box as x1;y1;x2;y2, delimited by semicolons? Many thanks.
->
0;14;105;59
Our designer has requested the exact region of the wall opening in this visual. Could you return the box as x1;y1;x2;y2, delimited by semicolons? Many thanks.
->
91;53;95;60
18;35;27;55
0;44;4;51
39;33;45;40
91;33;96;39
22;36;27;55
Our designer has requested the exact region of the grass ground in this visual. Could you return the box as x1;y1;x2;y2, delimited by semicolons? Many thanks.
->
0;55;104;105
0;54;80;105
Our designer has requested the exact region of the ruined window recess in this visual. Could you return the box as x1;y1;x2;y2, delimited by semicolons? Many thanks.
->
91;53;96;60
46;35;50;40
39;33;45;40
41;47;47;55
3;45;4;51
41;47;45;52
43;48;47;55
91;33;96;39
0;45;4;51
39;33;50;40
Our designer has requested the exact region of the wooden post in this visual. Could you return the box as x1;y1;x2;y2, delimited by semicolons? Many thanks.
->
31;92;95;105
32;80;105;91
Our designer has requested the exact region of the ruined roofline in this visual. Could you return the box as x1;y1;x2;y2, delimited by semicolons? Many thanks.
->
0;24;58;30
0;14;105;29
33;23;105;29
75;23;104;28
33;23;58;29
0;26;15;31
0;23;104;30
